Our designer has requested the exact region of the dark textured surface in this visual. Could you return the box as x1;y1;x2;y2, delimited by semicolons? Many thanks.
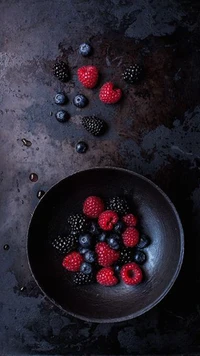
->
0;0;200;354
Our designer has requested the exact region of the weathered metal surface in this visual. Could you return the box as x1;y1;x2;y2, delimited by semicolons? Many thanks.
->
0;0;200;354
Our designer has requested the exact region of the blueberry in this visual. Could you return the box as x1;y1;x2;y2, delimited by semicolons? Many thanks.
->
76;141;88;154
133;250;146;264
97;232;107;242
84;250;96;263
79;233;92;247
55;110;69;122
114;264;121;273
80;262;93;274
73;94;88;108
78;246;89;255
79;43;92;57
114;221;125;234
54;92;67;105
137;234;150;249
89;221;100;236
107;235;120;250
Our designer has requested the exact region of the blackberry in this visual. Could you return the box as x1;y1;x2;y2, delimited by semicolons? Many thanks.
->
68;214;88;235
106;196;130;215
53;61;70;82
51;234;77;254
81;116;107;136
119;247;133;265
73;272;94;285
123;64;144;84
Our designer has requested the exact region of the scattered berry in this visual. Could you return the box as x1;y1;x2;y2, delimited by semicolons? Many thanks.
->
99;82;122;104
52;234;77;254
73;272;94;285
133;250;146;264
123;64;144;84
54;92;67;105
88;221;101;236
96;267;118;286
122;227;139;248
123;214;138;227
98;210;119;231
106;196;129;215
76;141;88;154
83;196;104;218
80;261;93;274
137;234;151;249
121;262;143;285
97;232;107;242
73;94;88;108
114;221;125;234
84;250;96;263
53;61;69;82
68;214;88;235
81;116;107;136
77;65;99;89
79;233;92;248
119;247;133;265
55;110;69;123
79;43;93;57
62;251;83;272
107;235;120;250
95;242;119;267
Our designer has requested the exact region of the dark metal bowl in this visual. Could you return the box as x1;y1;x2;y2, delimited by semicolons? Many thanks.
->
27;167;184;323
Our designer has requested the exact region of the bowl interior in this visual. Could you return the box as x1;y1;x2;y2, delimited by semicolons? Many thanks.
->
28;168;184;322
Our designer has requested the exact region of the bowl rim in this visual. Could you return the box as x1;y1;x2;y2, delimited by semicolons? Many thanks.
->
27;166;184;323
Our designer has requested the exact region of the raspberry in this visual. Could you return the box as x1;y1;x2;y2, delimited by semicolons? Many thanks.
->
123;214;138;227
95;242;120;267
121;262;143;285
83;196;104;218
99;82;122;104
77;65;99;88
122;227;139;247
96;267;118;286
98;210;119;231
62;251;84;272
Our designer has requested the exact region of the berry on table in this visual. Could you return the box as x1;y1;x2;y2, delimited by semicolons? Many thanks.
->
95;242;119;267
79;43;93;57
137;234;151;249
84;250;96;263
76;141;88;154
119;247;133;265
123;214;138;227
83;196;104;218
52;234;77;254
98;210;119;231
81;116;107;136
99;82;122;104
55;110;69;123
73;94;88;108
114;221;125;234
77;65;99;88
79;233;92;248
80;262;93;274
53;61;70;82
62;251;83;272
73;272;94;285
133;250;146;264
121;262;143;285
54;92;67;105
123;64;144;84
122;227;139;248
96;267;118;286
106;196;130;215
68;214;88;235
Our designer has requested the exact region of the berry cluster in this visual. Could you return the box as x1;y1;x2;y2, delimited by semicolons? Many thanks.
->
51;195;151;286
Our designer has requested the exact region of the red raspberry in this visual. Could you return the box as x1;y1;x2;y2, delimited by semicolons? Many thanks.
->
121;262;143;285
77;65;99;89
95;242;120;267
98;210;119;231
62;252;83;272
99;82;122;104
122;227;139;247
96;267;118;286
83;196;104;218
123;214;138;227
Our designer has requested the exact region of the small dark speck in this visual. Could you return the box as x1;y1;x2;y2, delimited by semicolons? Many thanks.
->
36;147;39;151
3;244;10;251
50;112;53;116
